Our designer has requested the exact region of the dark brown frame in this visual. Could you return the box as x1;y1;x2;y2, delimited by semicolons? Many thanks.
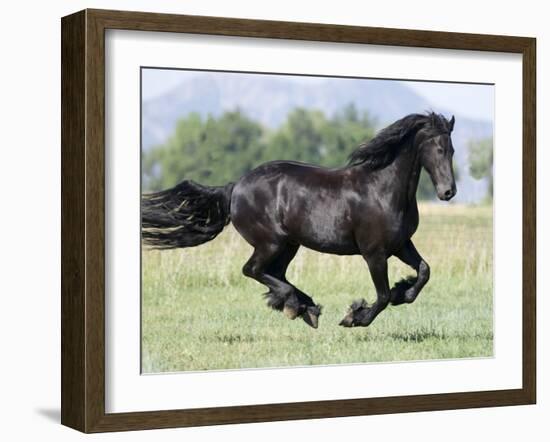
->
61;8;536;433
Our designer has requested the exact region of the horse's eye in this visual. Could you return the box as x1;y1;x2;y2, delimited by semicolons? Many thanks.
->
437;147;444;154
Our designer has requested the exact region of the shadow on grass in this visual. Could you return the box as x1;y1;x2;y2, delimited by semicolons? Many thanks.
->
387;329;449;343
353;328;493;343
200;333;258;344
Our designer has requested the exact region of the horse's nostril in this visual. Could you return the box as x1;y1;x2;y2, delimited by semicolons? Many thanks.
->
444;189;453;198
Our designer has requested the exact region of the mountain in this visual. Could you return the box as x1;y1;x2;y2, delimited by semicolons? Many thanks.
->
142;72;493;203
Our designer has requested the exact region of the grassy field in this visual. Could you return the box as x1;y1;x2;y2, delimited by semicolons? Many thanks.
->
142;203;493;373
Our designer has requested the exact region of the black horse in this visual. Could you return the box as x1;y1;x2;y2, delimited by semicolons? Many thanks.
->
142;112;457;329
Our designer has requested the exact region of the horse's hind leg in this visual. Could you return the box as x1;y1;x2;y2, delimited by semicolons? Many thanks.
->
390;240;430;306
266;243;299;285
242;243;320;328
267;244;321;328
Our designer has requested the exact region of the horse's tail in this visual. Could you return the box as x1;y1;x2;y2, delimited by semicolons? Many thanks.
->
141;180;234;249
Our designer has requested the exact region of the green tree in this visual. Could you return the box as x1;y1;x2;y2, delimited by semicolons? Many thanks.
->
265;108;325;165
142;105;378;192
260;105;375;168
318;104;376;167
468;137;493;200
142;110;264;191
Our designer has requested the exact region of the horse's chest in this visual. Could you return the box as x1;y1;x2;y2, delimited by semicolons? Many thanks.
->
386;210;418;244
359;208;418;253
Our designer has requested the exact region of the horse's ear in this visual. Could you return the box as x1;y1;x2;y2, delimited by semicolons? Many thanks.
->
449;115;455;132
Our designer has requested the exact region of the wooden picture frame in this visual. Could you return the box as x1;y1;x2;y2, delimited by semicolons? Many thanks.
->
61;8;536;433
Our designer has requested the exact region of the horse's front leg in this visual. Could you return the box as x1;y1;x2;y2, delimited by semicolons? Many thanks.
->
339;253;390;327
390;239;430;305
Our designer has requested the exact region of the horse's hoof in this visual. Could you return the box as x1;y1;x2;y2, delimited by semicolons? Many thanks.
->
283;304;299;320
303;313;318;329
339;315;354;327
339;299;369;327
302;305;322;329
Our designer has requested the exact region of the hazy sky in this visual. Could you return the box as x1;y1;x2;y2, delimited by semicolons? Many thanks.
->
406;81;493;121
142;69;494;121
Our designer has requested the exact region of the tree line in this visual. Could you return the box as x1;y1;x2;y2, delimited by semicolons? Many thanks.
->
142;104;492;201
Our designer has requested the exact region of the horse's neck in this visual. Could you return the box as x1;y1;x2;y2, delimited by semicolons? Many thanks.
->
377;140;421;207
401;144;422;204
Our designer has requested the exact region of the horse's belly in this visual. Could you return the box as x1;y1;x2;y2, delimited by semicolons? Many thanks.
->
287;213;359;255
299;237;360;256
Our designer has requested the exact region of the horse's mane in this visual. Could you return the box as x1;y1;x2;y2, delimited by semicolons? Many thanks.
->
347;112;453;169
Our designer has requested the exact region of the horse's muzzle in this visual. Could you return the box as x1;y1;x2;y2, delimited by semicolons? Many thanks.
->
438;186;457;201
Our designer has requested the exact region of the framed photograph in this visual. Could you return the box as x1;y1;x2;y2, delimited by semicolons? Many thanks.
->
61;9;536;433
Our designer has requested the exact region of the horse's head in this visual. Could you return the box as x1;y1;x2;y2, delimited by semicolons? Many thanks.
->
418;114;457;201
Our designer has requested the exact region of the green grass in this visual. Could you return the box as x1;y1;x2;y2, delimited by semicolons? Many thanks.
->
142;203;493;373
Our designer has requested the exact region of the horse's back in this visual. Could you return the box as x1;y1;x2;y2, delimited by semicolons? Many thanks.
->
231;161;360;254
232;160;345;207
